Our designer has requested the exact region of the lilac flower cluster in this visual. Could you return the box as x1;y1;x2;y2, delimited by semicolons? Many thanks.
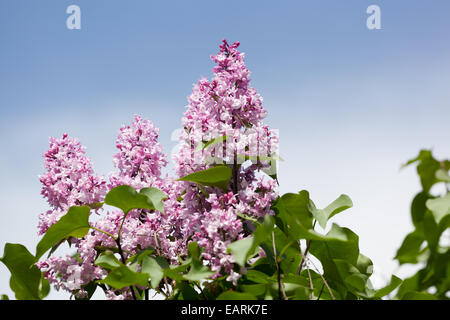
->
38;133;107;235
36;40;278;298
174;39;279;281
109;115;167;190
37;117;168;298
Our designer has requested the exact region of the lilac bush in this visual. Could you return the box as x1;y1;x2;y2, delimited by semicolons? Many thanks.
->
2;39;446;301
35;40;279;299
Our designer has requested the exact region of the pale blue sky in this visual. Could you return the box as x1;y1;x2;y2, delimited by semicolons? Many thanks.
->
1;0;449;299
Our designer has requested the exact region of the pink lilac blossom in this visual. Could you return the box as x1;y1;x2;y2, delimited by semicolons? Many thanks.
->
173;39;279;279
38;133;107;235
107;116;187;263
109;115;167;190
38;117;184;299
37;40;279;298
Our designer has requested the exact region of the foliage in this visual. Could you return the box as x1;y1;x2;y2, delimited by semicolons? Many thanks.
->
4;156;447;300
0;40;448;300
394;150;450;300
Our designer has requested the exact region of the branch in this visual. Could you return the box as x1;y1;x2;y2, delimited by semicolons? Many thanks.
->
297;220;316;276
306;266;314;299
115;237;138;301
297;239;311;276
307;257;335;300
90;226;117;241
272;231;288;300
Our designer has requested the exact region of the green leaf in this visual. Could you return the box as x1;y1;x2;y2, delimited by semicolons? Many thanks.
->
241;284;267;297
343;272;367;292
394;231;424;265
228;238;255;267
98;265;149;290
272;191;319;240
183;242;215;281
105;185;167;214
401;291;438;300
403;150;440;193
276;191;314;229
293;286;311;300
126;247;155;265
187;241;201;260
217;291;257;300
246;270;270;284
402;149;432;168
272;227;301;274
141;256;169;289
1;294;9;300
423;210;439;251
282;274;310;287
356;254;374;276
175;281;201;300
426;193;450;224
94;251;156;291
396;273;419;299
94;251;122;270
0;243;45;300
227;215;274;267
268;281;305;297
183;266;215;282
139;188;167;213
374;275;402;298
411;192;431;227
195;135;227;152
310;194;353;229
39;273;50;299
253;215;275;245
177;166;232;192
164;264;190;281
35;206;91;261
309;225;363;296
273;193;353;243
310;224;360;264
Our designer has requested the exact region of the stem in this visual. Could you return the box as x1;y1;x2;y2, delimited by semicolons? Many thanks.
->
163;276;171;297
154;233;172;297
117;212;129;240
90;226;116;241
115;238;126;263
195;282;208;300
159;288;169;299
297;220;316;276
318;273;335;300
233;151;238;194
317;284;325;300
297;239;311;276
308;257;335;300
115;237;138;301
306;266;314;300
272;231;288;300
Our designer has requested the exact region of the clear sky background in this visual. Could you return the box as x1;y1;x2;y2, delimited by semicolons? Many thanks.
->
1;0;449;299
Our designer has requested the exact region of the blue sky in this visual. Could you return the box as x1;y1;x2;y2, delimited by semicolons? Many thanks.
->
1;0;449;299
